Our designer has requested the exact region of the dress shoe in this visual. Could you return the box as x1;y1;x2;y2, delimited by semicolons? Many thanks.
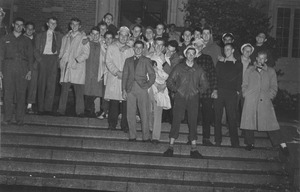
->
97;112;108;120
245;144;254;151
190;150;204;159
202;139;214;146
280;146;289;157
163;148;174;157
128;138;137;142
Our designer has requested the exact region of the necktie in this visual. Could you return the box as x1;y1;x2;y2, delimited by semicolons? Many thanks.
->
148;42;152;51
51;32;57;53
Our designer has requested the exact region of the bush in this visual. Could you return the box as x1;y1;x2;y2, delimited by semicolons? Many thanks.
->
183;0;278;57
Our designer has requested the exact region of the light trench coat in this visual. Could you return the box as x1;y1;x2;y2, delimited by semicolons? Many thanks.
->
59;31;90;84
240;65;280;132
104;41;134;100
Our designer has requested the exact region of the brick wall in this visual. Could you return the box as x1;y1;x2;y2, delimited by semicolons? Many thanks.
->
13;0;97;34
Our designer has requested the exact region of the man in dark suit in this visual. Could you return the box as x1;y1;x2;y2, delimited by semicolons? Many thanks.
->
122;40;156;142
34;17;62;114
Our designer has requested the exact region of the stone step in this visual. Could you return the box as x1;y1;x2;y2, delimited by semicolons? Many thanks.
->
2;125;272;147
2;134;279;160
0;174;278;192
1;146;283;173
0;120;287;192
0;159;285;186
22;115;269;137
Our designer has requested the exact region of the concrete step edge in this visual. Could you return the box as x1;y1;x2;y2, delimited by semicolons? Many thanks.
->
0;173;279;192
1;134;280;160
2;129;273;148
0;161;286;186
2;124;270;138
1;146;283;173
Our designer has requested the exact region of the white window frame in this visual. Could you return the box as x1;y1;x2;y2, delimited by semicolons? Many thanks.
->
272;1;300;58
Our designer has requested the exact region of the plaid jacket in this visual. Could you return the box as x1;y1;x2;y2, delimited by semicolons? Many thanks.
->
195;54;217;98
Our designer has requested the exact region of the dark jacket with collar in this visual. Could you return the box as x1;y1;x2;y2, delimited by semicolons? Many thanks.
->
167;59;209;99
163;52;181;74
196;53;217;98
34;30;63;63
122;55;156;93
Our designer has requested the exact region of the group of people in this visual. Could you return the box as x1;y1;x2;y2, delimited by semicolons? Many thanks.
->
0;9;289;159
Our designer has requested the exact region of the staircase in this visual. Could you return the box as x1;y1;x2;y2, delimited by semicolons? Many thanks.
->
0;115;289;192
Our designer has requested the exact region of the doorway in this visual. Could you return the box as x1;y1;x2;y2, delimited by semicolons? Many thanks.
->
119;0;168;28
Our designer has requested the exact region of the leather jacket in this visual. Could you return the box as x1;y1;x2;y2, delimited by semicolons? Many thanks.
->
167;59;208;99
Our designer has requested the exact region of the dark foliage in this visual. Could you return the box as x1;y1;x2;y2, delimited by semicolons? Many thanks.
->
183;0;279;58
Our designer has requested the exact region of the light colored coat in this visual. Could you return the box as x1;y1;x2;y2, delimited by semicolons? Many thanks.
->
59;31;90;84
240;65;279;131
104;41;134;100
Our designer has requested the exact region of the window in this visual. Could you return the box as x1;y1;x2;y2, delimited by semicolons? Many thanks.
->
276;8;290;57
292;9;300;57
276;7;300;58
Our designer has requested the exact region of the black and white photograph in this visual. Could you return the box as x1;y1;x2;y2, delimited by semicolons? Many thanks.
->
0;0;299;191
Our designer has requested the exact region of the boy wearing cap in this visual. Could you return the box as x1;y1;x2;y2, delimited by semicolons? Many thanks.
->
164;46;208;159
105;26;134;132
220;32;240;61
237;43;255;122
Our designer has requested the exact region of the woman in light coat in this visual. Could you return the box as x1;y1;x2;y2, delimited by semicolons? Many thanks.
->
240;51;289;156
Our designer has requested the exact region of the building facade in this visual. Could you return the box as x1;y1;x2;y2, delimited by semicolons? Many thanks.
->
0;0;299;94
